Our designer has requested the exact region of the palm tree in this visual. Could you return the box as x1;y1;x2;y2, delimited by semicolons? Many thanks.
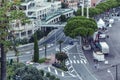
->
0;1;30;80
43;43;47;58
58;40;63;53
0;1;9;80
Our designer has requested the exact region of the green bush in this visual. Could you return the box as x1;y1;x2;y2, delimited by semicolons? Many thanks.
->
49;75;56;80
39;70;44;76
60;66;68;71
46;72;50;77
38;58;50;63
54;78;60;80
38;58;47;63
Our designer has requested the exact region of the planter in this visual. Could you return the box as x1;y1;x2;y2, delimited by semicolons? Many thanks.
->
83;45;91;50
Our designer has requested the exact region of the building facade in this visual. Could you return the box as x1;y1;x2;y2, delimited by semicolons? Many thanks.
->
10;0;74;39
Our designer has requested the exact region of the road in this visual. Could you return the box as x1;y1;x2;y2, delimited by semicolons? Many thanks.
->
83;18;120;80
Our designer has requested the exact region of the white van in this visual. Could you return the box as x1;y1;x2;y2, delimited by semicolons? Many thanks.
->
99;42;109;54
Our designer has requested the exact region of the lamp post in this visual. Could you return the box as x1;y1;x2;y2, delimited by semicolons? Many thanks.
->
86;0;91;18
81;0;84;16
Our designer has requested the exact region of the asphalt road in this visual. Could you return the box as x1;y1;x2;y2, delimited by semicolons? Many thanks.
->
84;18;120;80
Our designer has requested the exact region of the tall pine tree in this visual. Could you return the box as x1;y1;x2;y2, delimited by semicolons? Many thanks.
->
33;33;39;62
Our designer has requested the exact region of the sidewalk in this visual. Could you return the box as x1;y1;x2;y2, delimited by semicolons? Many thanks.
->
46;54;56;64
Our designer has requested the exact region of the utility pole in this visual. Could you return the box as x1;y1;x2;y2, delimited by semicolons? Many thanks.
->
116;65;118;80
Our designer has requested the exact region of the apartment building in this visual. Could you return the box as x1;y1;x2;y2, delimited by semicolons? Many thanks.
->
10;0;74;39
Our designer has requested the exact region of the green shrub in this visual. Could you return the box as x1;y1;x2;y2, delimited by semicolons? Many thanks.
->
38;58;47;63
46;72;50;77
49;75;56;80
54;78;60;80
39;70;44;76
38;58;50;63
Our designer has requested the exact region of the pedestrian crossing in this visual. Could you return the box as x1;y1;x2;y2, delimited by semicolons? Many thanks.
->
66;59;87;65
43;66;65;76
62;45;75;52
55;45;75;52
39;44;54;51
41;66;77;77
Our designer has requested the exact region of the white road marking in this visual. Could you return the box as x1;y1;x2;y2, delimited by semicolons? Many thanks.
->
77;60;80;64
50;44;53;46
55;69;58;75
73;56;76;59
66;61;70;65
39;48;42;50
48;67;51;72
80;60;83;64
83;59;87;64
73;60;76;64
26;51;30;53
69;73;76;77
71;69;74;72
70;60;72;63
62;72;64;76
68;66;72;70
47;45;51;48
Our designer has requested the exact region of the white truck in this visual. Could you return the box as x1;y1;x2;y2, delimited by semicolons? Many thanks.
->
93;51;105;61
99;42;109;54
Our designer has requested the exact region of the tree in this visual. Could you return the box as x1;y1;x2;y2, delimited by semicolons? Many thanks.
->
33;33;39;62
64;16;97;44
61;2;68;8
55;52;68;65
0;1;11;80
60;15;66;22
14;66;44;80
47;0;51;2
58;40;63;53
43;43;47;58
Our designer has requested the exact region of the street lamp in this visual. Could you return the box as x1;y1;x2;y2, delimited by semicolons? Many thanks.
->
81;0;84;16
86;0;91;18
107;69;115;80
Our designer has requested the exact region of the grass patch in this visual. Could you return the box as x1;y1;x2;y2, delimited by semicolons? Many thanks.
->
59;65;68;71
38;58;50;63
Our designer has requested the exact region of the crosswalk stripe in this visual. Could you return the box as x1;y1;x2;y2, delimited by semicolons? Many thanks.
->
48;67;51;72
83;59;87;64
69;73;76;77
66;61;70;65
71;69;74;72
80;60;83;64
73;60;76;64
77;60;80;64
70;60;72;63
68;66;72;70
55;69;58;75
62;72;64;76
